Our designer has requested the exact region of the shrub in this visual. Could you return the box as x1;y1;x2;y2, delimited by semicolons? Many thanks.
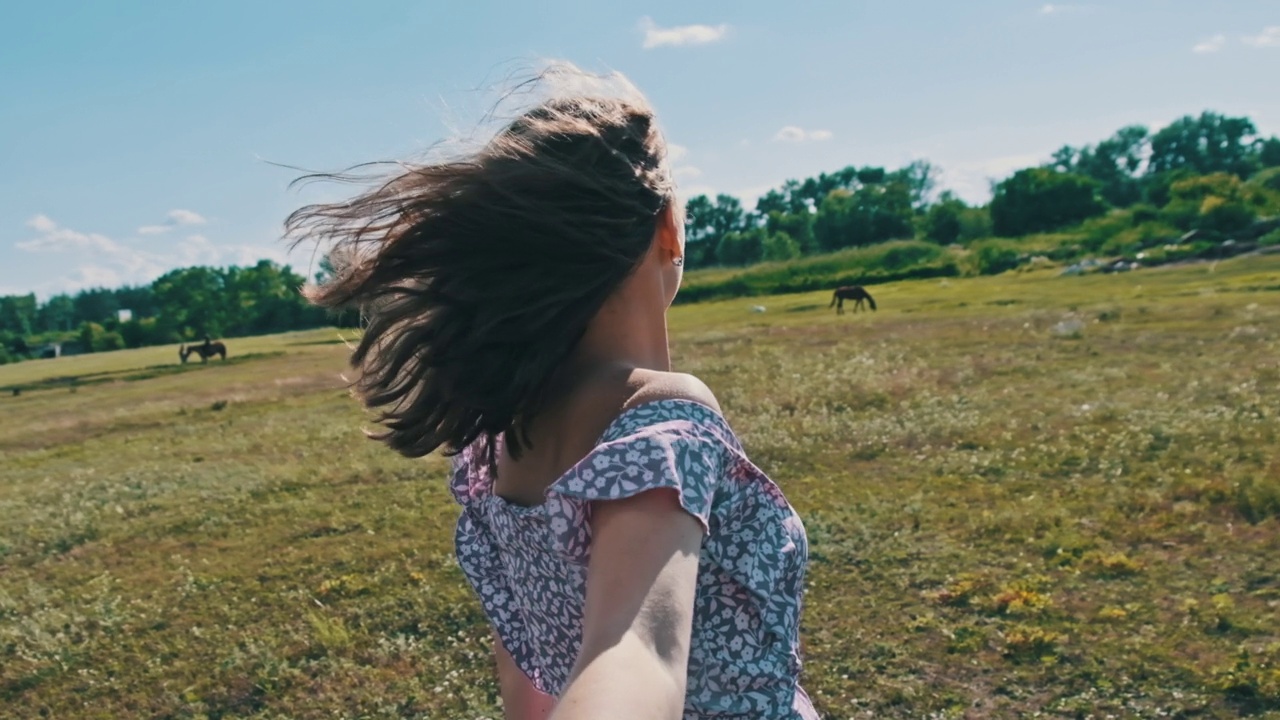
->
970;240;1021;275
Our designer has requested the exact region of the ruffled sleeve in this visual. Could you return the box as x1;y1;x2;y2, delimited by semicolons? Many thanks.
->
543;400;733;565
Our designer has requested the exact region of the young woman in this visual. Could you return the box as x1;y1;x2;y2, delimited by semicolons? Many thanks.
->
287;66;817;720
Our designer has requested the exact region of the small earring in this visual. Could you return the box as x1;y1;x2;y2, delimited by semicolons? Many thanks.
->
672;255;684;267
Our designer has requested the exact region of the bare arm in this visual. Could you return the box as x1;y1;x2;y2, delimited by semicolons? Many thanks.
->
495;633;556;720
549;488;704;720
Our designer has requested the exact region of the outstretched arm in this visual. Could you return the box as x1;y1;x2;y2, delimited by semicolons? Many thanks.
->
549;488;704;720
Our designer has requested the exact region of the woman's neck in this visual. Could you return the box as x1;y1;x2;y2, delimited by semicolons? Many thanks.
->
572;285;671;374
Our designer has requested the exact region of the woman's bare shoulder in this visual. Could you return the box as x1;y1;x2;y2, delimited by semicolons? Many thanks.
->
620;369;721;414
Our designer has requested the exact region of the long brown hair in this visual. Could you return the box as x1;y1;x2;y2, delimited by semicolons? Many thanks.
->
285;65;676;461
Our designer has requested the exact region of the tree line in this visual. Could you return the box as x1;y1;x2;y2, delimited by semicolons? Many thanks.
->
0;261;344;364
4;110;1279;364
683;110;1280;270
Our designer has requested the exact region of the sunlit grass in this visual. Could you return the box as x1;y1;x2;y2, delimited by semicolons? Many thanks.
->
2;256;1279;717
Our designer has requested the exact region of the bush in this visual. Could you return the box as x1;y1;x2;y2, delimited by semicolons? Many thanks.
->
1259;229;1280;247
1198;196;1256;234
970;240;1021;275
1101;221;1182;256
78;322;127;353
1162;173;1260;233
1078;210;1142;252
1249;166;1280;194
957;207;994;244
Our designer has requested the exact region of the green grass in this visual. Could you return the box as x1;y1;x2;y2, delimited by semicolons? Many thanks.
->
3;257;1280;718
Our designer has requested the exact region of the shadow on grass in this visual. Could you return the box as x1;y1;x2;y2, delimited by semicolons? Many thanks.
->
3;352;287;396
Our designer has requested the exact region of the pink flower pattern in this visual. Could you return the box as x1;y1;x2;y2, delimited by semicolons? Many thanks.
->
452;399;817;719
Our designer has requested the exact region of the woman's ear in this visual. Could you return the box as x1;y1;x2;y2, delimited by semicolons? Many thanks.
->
655;203;684;261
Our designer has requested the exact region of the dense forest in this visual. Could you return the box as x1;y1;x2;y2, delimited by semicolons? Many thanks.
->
3;110;1279;364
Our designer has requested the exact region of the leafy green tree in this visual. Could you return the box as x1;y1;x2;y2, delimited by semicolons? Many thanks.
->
78;322;125;353
764;211;816;254
923;192;967;244
36;294;75;333
716;228;766;266
1053;125;1149;207
814;181;915;251
1148;112;1258;178
958;206;994;243
1258;137;1280;168
887;160;938;209
762;231;801;262
72;288;121;324
152;266;229;338
684;193;752;266
990;168;1105;236
0;294;37;335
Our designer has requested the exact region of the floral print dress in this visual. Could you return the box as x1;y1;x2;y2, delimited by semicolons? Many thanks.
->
452;398;818;719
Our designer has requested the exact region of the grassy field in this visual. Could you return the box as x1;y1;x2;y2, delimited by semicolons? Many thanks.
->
2;257;1279;719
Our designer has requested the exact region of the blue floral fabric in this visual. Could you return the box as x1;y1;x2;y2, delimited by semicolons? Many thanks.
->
452;399;817;719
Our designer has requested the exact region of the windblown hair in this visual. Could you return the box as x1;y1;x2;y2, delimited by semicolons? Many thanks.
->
285;65;676;461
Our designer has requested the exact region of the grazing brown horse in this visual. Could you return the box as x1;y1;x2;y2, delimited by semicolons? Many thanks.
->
179;338;227;363
830;286;877;315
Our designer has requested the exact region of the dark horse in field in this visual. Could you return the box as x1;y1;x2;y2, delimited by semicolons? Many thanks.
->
180;337;227;364
830;286;877;314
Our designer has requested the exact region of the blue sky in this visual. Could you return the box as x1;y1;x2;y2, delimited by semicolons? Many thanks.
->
2;1;1277;298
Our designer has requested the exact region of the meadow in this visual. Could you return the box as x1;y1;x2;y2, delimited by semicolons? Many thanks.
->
2;256;1279;719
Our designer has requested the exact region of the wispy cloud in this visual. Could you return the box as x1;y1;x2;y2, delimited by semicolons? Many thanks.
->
136;208;207;235
1242;26;1280;48
773;126;833;143
19;215;123;254
17;215;287;294
1192;34;1226;54
1040;4;1093;15
640;17;728;49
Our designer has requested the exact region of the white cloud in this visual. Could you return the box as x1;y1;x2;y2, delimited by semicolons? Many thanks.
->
1040;4;1093;15
1192;34;1226;54
674;165;703;179
1242;26;1280;48
135;208;207;235
640;17;728;49
18;215;123;255
27;214;57;233
168;209;206;225
14;214;293;295
667;143;688;163
177;234;223;266
773;126;833;143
